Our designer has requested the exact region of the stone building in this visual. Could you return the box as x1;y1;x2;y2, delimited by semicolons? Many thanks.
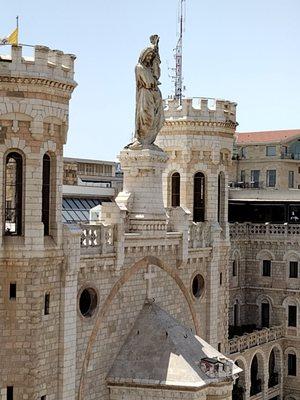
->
227;131;300;400
1;41;299;400
0;45;239;400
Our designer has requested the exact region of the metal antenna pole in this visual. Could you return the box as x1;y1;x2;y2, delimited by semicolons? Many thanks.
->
174;0;185;104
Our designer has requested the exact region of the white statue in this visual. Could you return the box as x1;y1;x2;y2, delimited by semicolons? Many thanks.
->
127;35;164;150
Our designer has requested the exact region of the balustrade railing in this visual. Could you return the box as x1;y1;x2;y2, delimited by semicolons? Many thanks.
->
80;223;115;254
228;325;284;354
230;223;300;238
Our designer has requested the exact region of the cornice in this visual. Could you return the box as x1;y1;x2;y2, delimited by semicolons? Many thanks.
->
0;75;76;92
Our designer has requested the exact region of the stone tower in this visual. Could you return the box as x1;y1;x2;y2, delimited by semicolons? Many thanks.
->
0;45;76;399
157;97;237;349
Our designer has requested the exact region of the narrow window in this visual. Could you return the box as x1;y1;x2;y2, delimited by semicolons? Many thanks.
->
218;172;225;225
219;272;222;286
261;302;270;327
41;396;46;400
289;171;295;188
9;283;16;300
288;353;297;376
44;293;50;315
251;170;260;188
42;154;51;235
171;172;180;207
240;170;245;183
232;260;237;276
217;343;221;352
267;170;276;187
193;172;205;222
7;386;13;400
289;261;298;278
288;305;297;327
5;152;23;235
262;260;271;277
241;147;247;158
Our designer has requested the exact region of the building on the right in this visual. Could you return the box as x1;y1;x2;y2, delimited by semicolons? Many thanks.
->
228;129;300;400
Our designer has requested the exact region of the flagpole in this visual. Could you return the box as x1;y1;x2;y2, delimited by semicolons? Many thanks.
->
16;16;19;45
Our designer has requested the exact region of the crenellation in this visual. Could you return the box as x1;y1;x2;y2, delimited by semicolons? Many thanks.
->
0;45;77;83
164;98;237;125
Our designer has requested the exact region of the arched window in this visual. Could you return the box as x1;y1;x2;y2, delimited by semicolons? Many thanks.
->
5;152;23;235
193;172;205;222
218;172;226;225
42;154;51;235
171;172;180;207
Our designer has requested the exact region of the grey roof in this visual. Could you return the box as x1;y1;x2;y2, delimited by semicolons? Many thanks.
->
107;302;240;389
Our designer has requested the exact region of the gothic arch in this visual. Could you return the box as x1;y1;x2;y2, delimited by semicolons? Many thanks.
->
256;249;275;260
78;255;200;400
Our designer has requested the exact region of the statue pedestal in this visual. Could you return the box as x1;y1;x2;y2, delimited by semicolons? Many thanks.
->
116;148;168;232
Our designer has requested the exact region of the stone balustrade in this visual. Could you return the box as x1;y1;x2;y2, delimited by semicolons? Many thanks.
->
80;223;115;254
188;222;211;249
228;325;284;355
230;222;300;238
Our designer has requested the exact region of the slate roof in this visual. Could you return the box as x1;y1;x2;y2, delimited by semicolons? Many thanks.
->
107;302;240;389
235;129;300;145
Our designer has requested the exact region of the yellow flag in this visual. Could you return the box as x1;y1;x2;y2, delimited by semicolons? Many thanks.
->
7;28;18;45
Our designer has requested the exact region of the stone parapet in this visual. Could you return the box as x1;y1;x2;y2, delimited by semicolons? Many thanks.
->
0;45;76;83
230;222;300;238
228;325;284;355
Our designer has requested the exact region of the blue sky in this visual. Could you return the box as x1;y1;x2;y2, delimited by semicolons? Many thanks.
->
1;0;300;160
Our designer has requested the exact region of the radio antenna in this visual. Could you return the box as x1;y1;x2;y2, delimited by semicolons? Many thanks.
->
173;0;186;104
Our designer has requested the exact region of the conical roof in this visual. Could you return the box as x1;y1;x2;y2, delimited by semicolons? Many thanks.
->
107;302;240;389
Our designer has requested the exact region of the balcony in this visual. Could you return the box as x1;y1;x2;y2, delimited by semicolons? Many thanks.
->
229;181;264;189
281;152;300;160
230;222;300;238
228;325;284;355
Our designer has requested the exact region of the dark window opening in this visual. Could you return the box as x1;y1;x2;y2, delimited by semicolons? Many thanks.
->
9;283;16;300
288;305;297;327
232;260;237;276
79;288;98;317
7;386;13;400
289;261;298;278
171;172;180;207
44;293;50;315
233;303;239;327
266;169;276;187
219;272;222;286
193;172;205;222
288;353;297;376
250;355;262;396
42;154;51;236
268;350;279;388
192;274;204;298
261;302;270;328
262;260;271;277
5;152;23;235
41;396;46;400
217;343;221;352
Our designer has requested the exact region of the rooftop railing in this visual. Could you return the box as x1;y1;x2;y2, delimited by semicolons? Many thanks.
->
230;223;300;238
228;325;284;355
80;223;115;254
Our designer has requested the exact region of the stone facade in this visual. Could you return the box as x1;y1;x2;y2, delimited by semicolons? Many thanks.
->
0;47;238;400
1;44;298;400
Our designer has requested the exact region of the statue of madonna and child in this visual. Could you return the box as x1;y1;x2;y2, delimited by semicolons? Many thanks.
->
126;35;164;151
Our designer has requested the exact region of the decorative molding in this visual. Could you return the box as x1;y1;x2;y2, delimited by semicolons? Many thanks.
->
0;76;76;92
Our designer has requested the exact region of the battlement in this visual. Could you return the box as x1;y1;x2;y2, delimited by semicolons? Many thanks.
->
164;97;237;125
0;45;76;83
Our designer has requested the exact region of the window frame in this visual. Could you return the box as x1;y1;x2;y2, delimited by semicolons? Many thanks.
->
262;259;271;277
266;169;276;188
289;261;298;278
288;305;297;327
288;353;297;376
266;145;276;156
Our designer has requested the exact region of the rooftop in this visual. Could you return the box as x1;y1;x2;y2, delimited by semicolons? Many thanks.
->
235;129;300;145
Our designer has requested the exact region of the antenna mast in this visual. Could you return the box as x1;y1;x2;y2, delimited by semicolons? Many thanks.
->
174;0;185;104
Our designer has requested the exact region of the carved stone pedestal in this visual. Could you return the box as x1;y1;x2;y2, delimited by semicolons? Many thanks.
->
116;148;168;232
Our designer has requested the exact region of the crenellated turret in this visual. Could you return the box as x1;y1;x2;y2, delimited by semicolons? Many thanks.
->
0;44;76;250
